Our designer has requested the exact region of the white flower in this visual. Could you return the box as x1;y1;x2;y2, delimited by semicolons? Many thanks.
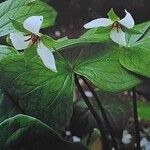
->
10;16;57;72
84;10;135;46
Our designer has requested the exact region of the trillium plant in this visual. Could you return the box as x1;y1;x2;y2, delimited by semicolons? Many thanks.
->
10;16;57;72
84;9;135;46
0;0;149;150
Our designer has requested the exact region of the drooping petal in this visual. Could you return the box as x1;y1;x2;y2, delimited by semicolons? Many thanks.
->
37;41;57;72
10;33;30;50
110;28;126;46
23;16;43;35
119;10;135;29
84;18;113;29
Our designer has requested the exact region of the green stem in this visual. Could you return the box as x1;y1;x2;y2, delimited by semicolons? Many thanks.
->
80;75;118;150
75;74;111;150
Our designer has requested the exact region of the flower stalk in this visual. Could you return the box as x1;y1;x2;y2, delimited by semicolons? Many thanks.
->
74;74;111;150
80;75;118;150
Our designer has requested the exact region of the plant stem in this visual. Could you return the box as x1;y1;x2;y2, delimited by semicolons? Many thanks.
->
74;74;110;150
80;75;118;150
132;88;141;150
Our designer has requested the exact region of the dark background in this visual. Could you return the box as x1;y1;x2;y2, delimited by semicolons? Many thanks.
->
45;0;150;38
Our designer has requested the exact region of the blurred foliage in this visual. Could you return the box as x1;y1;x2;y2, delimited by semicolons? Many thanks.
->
70;92;132;139
138;101;150;120
0;114;88;150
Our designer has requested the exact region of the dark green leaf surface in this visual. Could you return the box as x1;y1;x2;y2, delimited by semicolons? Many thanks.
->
0;54;74;129
126;21;150;46
119;21;150;78
0;89;20;123
0;45;17;61
119;39;150;78
24;44;37;64
0;114;88;150
0;0;57;37
41;35;55;49
54;29;109;51
10;19;29;33
141;28;150;41
74;44;140;92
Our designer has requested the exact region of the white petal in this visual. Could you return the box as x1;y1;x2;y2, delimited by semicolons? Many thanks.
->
84;18;113;29
23;16;43;35
110;28;127;46
119;10;135;29
10;33;30;50
37;41;57;72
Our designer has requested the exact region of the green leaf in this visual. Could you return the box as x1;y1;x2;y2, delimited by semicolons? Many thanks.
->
124;28;142;35
119;40;150;78
137;101;150;120
10;19;29;33
96;26;111;34
0;45;17;61
107;8;120;21
126;21;150;46
41;35;56;49
0;89;20;123
57;36;69;42
141;28;150;41
0;114;88;150
0;0;57;37
24;44;37;64
54;30;109;51
0;54;74;129
74;44;140;92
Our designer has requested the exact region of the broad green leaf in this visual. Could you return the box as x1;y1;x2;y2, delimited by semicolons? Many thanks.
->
57;36;68;42
0;114;88;150
119;40;150;78
126;21;150;46
54;31;109;51
10;19;29;33
24;44;37;64
0;89;20;123
74;44;140;92
41;35;55;49
107;8;120;21
137;101;150;120
96;26;111;34
0;0;57;37
141;27;150;41
80;28;98;38
0;45;17;61
124;28;142;35
0;54;74;129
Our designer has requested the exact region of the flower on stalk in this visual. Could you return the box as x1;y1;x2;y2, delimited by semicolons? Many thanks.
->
84;9;135;46
10;16;57;72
